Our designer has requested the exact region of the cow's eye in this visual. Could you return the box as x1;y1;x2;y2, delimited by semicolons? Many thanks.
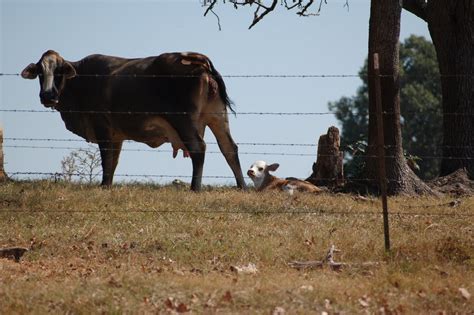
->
258;167;263;172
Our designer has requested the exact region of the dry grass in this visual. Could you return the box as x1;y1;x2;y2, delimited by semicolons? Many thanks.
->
0;181;473;314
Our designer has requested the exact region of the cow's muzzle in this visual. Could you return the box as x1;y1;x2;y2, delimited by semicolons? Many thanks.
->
40;91;59;107
247;170;255;178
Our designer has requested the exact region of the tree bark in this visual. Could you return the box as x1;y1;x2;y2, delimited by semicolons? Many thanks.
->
403;0;474;178
367;0;433;195
426;1;474;177
306;126;344;187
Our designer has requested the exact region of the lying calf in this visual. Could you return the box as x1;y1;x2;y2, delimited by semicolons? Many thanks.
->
247;160;322;194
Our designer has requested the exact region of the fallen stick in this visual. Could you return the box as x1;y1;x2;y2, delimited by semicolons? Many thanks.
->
288;245;380;271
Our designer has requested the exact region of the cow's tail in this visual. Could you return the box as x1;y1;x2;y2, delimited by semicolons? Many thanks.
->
208;60;235;114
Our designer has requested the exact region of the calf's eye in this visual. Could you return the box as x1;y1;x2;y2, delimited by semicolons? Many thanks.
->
258;167;263;172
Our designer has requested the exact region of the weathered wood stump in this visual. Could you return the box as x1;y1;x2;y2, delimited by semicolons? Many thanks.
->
306;126;344;187
0;126;8;182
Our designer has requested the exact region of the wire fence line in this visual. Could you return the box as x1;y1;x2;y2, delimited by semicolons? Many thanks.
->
0;208;472;217
4;144;474;160
2;171;430;187
3;72;474;78
4;171;468;186
4;137;474;150
0;72;389;78
2;108;472;116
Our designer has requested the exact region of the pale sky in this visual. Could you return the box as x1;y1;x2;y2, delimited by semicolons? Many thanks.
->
1;0;430;186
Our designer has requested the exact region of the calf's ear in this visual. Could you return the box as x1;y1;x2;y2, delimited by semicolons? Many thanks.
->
21;63;38;79
267;163;280;172
62;62;76;79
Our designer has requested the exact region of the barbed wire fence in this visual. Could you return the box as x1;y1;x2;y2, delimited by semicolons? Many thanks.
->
1;65;473;252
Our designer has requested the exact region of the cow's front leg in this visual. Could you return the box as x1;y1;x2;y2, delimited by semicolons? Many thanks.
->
98;140;123;186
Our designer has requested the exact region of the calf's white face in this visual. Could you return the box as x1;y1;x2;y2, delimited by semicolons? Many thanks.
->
247;160;279;189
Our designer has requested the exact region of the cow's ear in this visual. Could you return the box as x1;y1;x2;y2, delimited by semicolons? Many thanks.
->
266;163;280;173
62;62;76;79
21;63;38;79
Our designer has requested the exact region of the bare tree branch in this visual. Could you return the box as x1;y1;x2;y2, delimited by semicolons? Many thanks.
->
203;0;222;30
343;0;349;11
297;0;318;16
247;0;278;29
284;0;302;10
402;0;428;21
202;0;332;29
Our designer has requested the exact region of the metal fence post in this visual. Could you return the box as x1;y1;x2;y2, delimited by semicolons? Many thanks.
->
373;53;390;252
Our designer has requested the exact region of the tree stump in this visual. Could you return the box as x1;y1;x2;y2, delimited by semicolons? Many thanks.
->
0;126;8;182
306;126;344;187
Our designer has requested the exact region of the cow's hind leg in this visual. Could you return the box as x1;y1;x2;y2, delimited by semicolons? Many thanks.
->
208;115;246;189
98;140;123;186
176;125;206;191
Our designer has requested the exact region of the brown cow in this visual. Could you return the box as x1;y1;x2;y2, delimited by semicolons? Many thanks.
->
21;50;246;191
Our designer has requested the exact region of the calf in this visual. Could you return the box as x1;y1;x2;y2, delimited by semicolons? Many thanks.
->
247;160;322;194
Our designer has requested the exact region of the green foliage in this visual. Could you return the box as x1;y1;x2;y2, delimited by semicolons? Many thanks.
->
330;35;442;179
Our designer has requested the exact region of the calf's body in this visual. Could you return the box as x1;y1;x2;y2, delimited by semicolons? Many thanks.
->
247;160;321;194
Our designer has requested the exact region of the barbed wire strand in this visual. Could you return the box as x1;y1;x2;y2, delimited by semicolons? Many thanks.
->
3;72;474;78
4;137;474;149
1;108;472;116
3;171;466;186
4;144;474;160
0;208;471;217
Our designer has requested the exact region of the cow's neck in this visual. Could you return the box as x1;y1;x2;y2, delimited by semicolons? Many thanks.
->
55;60;81;112
259;174;281;191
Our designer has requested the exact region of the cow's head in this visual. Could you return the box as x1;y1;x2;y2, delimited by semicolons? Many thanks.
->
247;160;279;189
21;50;76;107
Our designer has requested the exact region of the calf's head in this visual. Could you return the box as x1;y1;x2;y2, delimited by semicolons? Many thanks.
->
21;50;76;107
247;160;279;189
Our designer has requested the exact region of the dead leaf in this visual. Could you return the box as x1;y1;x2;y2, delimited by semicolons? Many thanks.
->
358;295;370;308
299;284;314;292
221;290;233;303
324;298;331;310
205;298;216;308
272;306;285;315
0;247;29;262
176;303;189;313
353;195;370;202
165;297;175;309
448;199;461;207
173;269;185;276
230;263;258;275
459;287;471;300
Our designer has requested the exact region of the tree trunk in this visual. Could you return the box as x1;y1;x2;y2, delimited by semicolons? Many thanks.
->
402;0;474;178
306;126;344;187
367;0;433;195
425;1;474;178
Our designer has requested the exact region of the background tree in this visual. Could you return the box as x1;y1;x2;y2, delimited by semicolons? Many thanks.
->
204;0;433;194
403;1;474;178
330;35;442;179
